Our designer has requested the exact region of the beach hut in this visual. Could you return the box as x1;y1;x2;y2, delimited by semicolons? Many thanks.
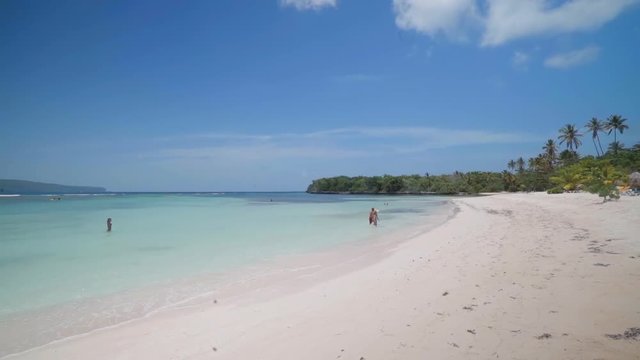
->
630;172;640;189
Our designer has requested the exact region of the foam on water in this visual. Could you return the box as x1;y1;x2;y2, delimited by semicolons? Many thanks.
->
0;192;452;356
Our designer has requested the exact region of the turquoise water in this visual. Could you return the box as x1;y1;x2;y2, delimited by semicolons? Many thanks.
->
0;193;449;317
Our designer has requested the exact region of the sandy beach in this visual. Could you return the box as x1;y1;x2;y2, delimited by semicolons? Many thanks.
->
6;192;640;360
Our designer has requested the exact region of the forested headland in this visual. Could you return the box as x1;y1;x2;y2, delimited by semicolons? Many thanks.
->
0;179;106;194
307;172;506;195
308;115;639;200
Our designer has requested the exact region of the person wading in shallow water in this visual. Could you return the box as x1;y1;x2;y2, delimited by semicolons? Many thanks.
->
368;208;379;227
107;218;112;232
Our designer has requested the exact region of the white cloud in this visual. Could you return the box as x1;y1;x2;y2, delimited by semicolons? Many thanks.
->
544;45;600;68
280;0;337;10
482;0;638;46
393;0;480;40
392;0;639;45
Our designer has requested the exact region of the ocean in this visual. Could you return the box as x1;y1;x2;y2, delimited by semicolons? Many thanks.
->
0;192;453;356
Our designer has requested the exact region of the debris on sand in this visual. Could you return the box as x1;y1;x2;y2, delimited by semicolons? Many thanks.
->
593;263;610;267
442;291;449;296
605;327;640;340
467;329;476;335
536;333;552;340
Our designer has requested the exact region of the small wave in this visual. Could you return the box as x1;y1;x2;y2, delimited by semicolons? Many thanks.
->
33;193;116;197
384;208;425;214
63;193;117;196
0;194;20;197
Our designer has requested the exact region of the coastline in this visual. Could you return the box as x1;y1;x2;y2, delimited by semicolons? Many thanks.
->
5;193;640;359
0;197;456;358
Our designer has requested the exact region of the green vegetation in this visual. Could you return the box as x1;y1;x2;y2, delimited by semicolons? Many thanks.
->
0;179;106;194
500;114;637;201
307;172;507;194
549;159;625;201
307;114;638;200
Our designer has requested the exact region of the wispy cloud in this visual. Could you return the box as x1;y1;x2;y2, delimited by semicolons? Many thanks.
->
158;133;275;142
407;44;435;59
146;145;367;161
512;51;530;69
331;74;383;83
150;126;540;163
392;0;638;46
544;45;600;69
280;0;337;11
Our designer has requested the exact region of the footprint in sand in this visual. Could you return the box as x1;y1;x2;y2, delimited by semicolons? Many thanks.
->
605;327;640;340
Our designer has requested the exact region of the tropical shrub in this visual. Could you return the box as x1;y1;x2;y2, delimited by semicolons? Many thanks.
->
582;163;624;202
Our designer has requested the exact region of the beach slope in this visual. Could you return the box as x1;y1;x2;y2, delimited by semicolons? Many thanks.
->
9;193;640;359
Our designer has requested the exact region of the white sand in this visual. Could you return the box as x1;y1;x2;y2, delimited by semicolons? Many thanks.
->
6;193;640;359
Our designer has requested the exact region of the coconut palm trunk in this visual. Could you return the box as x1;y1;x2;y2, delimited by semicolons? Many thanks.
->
596;133;605;156
605;115;629;155
586;118;605;158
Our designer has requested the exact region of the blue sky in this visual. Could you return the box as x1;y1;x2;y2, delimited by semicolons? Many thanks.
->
1;0;639;191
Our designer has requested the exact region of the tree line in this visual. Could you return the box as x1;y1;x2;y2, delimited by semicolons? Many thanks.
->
507;114;638;200
306;172;506;195
307;115;638;200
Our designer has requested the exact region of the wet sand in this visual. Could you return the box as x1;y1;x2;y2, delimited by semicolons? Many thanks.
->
6;193;640;359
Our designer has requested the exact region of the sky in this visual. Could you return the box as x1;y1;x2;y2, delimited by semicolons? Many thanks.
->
1;0;639;191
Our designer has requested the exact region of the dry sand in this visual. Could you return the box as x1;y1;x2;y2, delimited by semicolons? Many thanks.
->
5;193;640;360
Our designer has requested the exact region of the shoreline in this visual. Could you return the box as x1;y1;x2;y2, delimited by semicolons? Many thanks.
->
0;199;456;358
4;193;640;359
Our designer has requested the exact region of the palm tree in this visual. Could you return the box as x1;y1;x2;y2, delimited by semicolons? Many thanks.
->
605;115;629;154
507;159;516;172
605;114;628;143
550;167;583;192
558;149;579;167
502;170;517;192
542;139;557;170
607;141;624;155
516;157;525;174
585;117;605;156
558;124;582;151
533;154;547;172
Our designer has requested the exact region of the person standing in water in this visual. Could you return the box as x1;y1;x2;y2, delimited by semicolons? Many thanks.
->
369;208;379;227
107;218;112;232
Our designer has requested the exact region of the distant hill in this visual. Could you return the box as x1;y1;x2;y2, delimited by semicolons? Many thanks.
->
0;179;107;194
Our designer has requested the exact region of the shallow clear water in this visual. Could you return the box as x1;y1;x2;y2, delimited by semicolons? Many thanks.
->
0;192;450;318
